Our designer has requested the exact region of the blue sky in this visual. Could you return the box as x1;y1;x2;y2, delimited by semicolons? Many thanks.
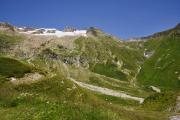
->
0;0;180;39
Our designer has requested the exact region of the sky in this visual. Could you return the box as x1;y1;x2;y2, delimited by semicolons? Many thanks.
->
0;0;180;39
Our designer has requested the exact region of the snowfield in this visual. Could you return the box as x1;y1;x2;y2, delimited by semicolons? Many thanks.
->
18;27;87;37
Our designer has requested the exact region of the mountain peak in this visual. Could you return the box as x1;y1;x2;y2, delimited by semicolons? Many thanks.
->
0;23;87;38
63;27;76;32
175;23;180;29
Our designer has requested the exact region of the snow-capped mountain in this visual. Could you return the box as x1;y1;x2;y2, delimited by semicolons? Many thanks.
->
17;27;87;37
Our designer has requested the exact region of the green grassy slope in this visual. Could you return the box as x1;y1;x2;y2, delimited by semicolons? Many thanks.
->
74;35;144;81
137;29;180;91
0;74;168;120
0;57;31;78
91;63;128;81
142;92;177;111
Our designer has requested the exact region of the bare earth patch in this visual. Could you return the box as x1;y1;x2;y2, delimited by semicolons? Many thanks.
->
10;73;43;85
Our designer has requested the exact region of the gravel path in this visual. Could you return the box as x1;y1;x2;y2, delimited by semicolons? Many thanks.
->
69;77;144;103
169;115;180;120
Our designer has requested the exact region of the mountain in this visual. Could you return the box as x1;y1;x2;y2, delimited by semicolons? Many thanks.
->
0;22;179;120
137;25;180;91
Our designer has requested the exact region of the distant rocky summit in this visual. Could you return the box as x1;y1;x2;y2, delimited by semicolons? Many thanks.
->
63;27;76;32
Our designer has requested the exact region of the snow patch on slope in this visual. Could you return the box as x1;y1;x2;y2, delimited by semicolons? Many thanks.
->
18;27;87;37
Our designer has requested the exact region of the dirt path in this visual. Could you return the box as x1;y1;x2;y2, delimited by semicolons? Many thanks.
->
169;115;180;120
69;77;144;103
